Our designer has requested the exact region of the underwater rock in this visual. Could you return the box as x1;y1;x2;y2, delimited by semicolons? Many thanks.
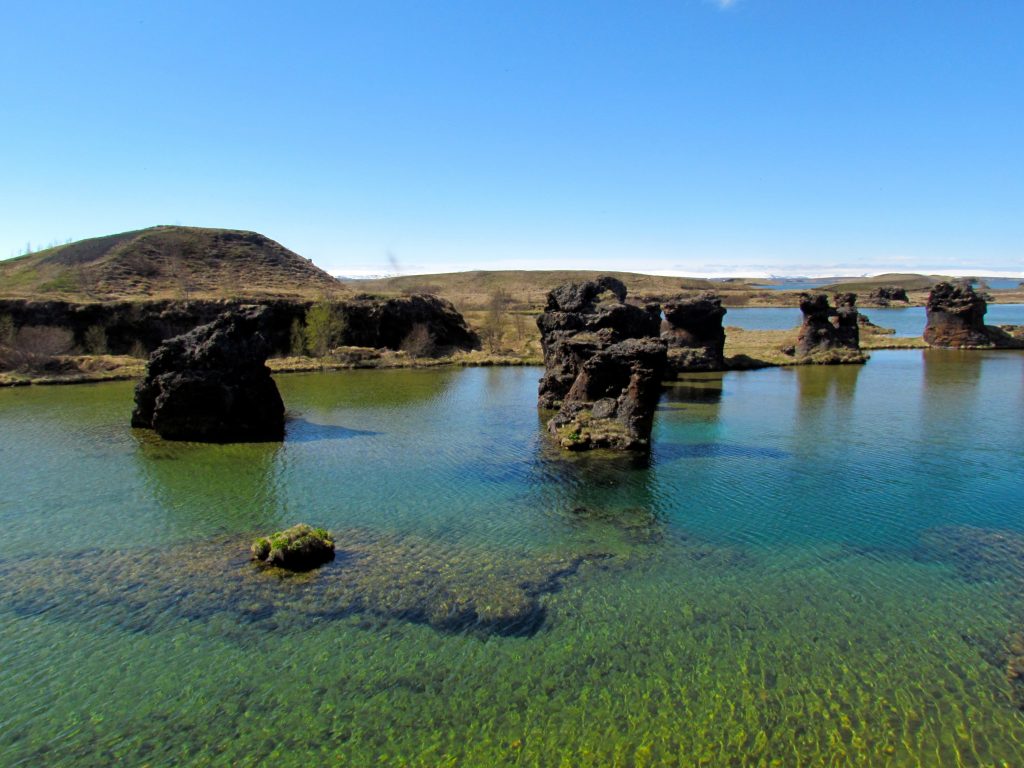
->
251;524;335;571
660;292;726;373
923;281;992;348
131;306;285;441
920;526;1024;709
794;293;866;363
0;529;616;638
548;337;667;451
536;276;660;409
919;526;1024;583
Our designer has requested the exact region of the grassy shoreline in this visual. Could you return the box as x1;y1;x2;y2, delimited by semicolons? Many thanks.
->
0;331;931;388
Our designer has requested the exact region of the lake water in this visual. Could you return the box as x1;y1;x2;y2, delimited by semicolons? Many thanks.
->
2;353;1024;766
726;303;1024;337
752;278;1023;291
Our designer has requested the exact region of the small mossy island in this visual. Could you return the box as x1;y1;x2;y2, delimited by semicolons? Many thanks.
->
251;524;336;571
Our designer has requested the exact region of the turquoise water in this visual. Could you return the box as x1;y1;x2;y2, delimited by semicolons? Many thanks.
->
753;279;1023;291
727;303;1024;336
2;352;1024;765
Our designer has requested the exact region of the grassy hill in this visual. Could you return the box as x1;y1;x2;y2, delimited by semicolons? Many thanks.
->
0;226;342;301
818;273;943;293
340;270;763;310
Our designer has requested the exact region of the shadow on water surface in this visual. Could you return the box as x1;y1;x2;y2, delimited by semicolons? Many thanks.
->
284;417;381;443
275;366;459;410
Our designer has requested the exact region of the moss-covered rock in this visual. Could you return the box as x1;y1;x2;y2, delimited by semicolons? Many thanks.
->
251;524;335;571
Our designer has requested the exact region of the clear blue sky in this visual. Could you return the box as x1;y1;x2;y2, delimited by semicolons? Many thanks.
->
2;1;1021;277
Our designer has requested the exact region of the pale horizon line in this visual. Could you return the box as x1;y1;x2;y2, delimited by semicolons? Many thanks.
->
333;267;1024;281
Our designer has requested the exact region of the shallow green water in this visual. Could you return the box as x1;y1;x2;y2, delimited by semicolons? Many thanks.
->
2;351;1024;766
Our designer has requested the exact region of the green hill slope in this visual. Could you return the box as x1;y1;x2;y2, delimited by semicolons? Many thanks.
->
0;226;341;301
818;273;942;292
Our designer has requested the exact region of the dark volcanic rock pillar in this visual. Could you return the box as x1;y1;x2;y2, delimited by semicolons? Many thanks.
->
131;306;285;442
923;281;992;348
536;276;660;409
660;292;727;373
795;292;863;360
548;338;668;451
536;276;666;451
832;292;860;349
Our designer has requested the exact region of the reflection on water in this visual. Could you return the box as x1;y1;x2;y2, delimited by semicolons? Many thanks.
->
792;361;863;437
2;355;1024;766
133;431;284;533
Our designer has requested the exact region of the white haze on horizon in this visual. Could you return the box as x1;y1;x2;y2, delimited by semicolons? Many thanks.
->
333;265;1024;281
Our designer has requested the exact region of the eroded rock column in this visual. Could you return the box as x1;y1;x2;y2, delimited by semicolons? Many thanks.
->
794;292;864;362
660;292;726;373
537;277;666;451
923;281;992;348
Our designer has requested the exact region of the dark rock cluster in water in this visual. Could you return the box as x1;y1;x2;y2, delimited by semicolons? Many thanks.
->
921;280;1015;350
867;286;909;305
918;282;1022;349
0;529;615;638
131;306;285;442
793;292;866;363
548;338;668;451
536;276;661;407
660;292;727;373
537;277;667;451
923;281;994;348
251;524;335;571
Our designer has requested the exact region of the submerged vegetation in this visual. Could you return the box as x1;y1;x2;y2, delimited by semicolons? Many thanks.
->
2;356;1024;764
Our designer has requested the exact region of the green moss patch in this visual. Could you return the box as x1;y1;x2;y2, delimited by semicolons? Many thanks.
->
251;524;335;571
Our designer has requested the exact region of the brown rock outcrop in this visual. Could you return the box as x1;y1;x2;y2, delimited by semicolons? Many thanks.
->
537;276;667;451
868;286;909;305
923;281;992;348
131;306;285;442
548;337;668;451
536;276;660;409
794;293;864;362
660;292;726;373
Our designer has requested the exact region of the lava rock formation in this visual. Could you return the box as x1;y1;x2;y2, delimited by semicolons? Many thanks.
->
131;306;285;441
537;277;666;450
660;292;727;372
794;292;863;361
923;281;992;348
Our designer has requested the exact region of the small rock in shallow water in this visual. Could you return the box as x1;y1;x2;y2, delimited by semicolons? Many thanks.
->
251;524;335;571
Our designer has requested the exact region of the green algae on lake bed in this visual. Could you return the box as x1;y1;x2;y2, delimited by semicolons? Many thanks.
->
0;528;621;638
2;355;1024;765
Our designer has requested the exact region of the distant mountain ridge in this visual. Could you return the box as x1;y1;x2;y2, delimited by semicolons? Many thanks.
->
0;226;341;301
